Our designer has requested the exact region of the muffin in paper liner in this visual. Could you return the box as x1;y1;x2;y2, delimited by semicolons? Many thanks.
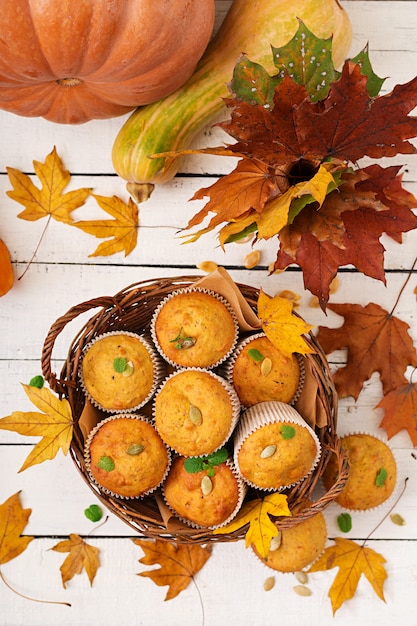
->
153;368;241;457
224;332;305;408
84;414;171;499
250;499;328;573
233;401;321;492
150;287;239;369
321;431;399;513
162;456;247;530
79;330;165;413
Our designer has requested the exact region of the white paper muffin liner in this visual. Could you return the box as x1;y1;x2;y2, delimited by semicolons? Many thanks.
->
150;287;239;369
320;430;401;514
223;331;305;408
152;367;241;457
79;330;165;413
84;414;171;500
162;458;247;530
233;401;322;492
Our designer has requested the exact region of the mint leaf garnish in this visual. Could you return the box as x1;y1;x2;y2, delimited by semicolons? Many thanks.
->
97;455;115;472
280;425;296;440
184;447;228;475
29;375;44;388
337;512;352;533
84;504;103;522
248;348;264;363
113;357;127;373
375;467;388;487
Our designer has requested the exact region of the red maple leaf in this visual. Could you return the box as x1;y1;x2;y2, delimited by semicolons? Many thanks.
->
377;383;417;445
316;302;417;399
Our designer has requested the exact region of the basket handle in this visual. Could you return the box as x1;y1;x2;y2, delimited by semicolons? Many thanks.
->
41;296;120;393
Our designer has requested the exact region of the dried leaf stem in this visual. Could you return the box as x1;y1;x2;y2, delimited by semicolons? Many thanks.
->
0;567;71;607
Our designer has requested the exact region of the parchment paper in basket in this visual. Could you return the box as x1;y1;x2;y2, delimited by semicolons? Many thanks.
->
193;267;261;331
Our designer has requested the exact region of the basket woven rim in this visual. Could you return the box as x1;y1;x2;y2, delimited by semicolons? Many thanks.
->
41;275;349;544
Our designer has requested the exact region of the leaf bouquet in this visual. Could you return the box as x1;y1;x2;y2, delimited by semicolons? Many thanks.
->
160;22;417;310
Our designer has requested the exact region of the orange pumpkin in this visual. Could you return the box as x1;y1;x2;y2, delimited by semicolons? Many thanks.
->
0;239;14;297
0;0;215;124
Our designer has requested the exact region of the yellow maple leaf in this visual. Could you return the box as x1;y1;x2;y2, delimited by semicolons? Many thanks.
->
213;492;290;558
308;537;387;614
0;384;74;471
51;534;100;588
257;165;336;239
134;538;212;601
6;146;91;224
73;194;138;257
0;492;33;565
257;289;314;356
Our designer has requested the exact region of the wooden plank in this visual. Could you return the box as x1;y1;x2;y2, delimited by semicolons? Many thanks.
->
0;536;416;626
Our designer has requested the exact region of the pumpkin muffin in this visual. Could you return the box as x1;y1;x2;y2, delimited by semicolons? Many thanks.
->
84;415;171;498
322;433;397;510
163;455;245;529
150;288;238;368
252;500;327;572
234;401;321;491
80;331;163;412
153;368;240;457
226;332;304;407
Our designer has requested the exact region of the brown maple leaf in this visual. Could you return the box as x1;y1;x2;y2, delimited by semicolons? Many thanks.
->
308;537;387;614
0;492;33;566
0;383;74;471
73;194;139;257
134;538;212;601
316;302;417;399
377;382;417;445
51;534;100;588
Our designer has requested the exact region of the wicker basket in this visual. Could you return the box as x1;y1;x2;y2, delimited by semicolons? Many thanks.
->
41;275;349;543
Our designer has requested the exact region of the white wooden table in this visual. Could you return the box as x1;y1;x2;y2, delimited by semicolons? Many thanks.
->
1;2;416;624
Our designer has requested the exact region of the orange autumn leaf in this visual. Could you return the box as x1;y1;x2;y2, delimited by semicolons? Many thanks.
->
0;383;74;471
257;289;314;357
317;302;417;399
213;492;290;558
377;382;417;445
0;238;14;296
51;534;100;588
308;537;387;614
6;146;91;224
73;194;138;257
134;538;212;601
0;492;33;566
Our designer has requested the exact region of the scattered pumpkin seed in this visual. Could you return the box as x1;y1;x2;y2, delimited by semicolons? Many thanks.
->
126;443;144;456
293;585;312;597
269;532;282;552
244;249;261;269
189;404;203;426
261;357;273;377
390;513;406;526
264;576;275;591
122;360;134;377
260;444;277;459
201;475;213;496
196;260;218;273
295;571;308;585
